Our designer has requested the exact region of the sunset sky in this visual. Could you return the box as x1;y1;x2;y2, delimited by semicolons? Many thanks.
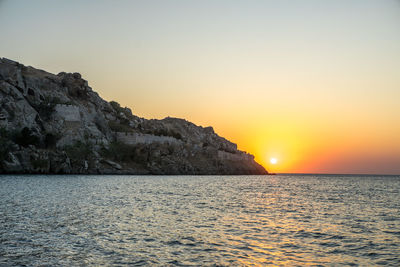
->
1;0;399;174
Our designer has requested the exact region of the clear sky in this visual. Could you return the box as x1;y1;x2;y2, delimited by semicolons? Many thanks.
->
1;0;399;174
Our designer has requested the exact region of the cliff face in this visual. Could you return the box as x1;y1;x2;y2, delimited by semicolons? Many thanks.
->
0;58;267;175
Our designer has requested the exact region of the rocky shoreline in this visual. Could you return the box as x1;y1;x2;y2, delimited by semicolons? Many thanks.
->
0;58;267;175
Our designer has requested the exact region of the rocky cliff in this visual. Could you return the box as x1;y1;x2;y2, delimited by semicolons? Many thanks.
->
0;58;267;175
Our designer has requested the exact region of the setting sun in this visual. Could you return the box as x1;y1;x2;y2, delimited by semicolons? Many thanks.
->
270;158;278;165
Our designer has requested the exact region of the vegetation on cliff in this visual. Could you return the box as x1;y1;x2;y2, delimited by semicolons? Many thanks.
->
0;58;267;175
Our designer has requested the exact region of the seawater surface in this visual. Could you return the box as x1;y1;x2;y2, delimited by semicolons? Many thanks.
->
0;174;399;266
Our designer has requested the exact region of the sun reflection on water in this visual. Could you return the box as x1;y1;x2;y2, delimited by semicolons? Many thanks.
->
0;175;399;266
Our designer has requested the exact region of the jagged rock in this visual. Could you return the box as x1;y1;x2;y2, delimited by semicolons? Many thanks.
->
102;159;122;170
0;58;268;175
2;153;23;172
49;152;71;174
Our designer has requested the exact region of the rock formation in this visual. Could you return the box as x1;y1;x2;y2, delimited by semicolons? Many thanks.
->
0;58;267;175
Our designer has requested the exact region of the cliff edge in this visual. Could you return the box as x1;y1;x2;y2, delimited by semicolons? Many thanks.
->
0;58;267;175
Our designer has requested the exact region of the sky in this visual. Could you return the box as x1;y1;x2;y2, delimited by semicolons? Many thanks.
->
1;0;399;174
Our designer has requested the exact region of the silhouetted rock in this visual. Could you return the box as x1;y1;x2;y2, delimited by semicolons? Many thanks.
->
0;58;268;175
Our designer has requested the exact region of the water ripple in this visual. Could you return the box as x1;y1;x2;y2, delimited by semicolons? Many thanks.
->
0;174;399;266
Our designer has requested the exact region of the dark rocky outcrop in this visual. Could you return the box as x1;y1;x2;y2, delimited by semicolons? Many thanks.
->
0;58;267;175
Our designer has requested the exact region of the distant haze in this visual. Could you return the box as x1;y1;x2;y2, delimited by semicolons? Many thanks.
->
1;0;399;174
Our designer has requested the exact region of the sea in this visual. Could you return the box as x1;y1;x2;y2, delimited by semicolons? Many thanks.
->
0;174;399;266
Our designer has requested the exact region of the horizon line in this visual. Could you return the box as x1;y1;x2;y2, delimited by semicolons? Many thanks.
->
277;172;400;176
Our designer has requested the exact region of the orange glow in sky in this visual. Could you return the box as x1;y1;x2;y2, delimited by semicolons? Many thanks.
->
1;1;399;174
